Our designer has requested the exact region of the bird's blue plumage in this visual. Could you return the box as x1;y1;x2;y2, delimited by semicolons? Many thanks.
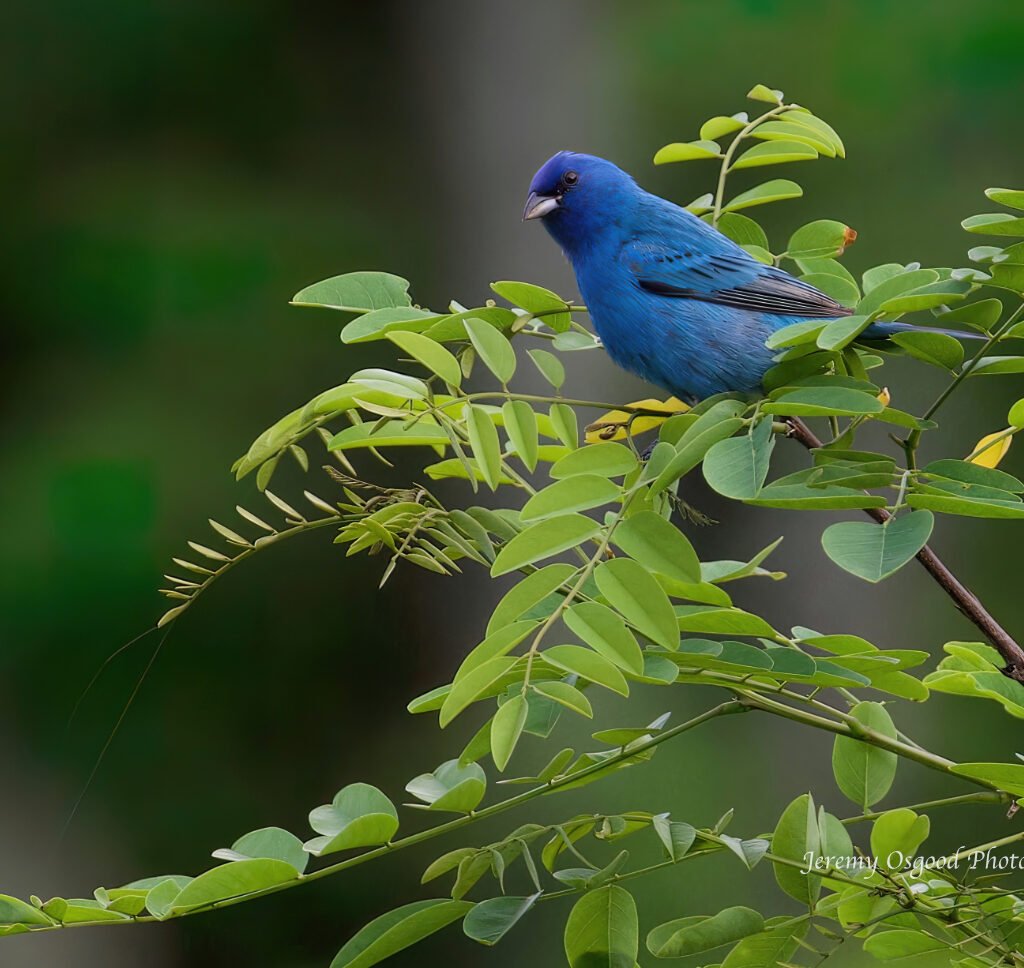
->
524;152;976;401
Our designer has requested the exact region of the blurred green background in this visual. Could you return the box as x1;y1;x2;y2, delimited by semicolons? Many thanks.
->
3;1;1023;965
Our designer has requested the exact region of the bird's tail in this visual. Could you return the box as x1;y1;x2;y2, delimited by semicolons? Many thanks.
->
862;321;985;341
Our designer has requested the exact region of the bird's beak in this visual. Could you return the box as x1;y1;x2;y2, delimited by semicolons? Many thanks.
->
523;192;561;221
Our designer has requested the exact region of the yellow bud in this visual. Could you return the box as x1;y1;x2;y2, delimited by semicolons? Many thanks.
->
967;431;1012;469
876;387;891;407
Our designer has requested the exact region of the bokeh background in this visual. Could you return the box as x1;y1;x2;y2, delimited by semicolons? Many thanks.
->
3;1;1024;965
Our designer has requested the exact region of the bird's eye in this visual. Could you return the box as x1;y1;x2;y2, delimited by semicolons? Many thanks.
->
562;170;579;188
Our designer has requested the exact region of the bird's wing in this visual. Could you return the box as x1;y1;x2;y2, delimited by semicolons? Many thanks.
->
619;233;851;319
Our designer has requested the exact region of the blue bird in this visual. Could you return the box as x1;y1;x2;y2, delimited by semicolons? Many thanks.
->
524;151;974;401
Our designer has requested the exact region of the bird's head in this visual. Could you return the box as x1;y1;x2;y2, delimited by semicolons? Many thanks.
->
523;152;638;251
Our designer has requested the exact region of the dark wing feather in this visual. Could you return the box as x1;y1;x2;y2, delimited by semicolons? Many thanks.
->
621;237;851;319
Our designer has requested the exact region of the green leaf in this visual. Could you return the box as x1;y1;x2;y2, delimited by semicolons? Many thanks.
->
703;418;775;499
421;848;477;885
765;319;827;350
771;794;820;906
817;808;855;885
986;187;1024;211
212;827;309;873
720;836;770;870
816;315;872;351
611;510;701;584
763;387;883;418
832;701;898;808
549;403;579;448
965;355;1024;376
422;306;516;343
491;280;571;332
797;256;858;284
940;297;1003;332
891;331;964;370
143;878;192;918
490;514;602;577
949;762;1024;796
880;279;972;314
341;307;440;344
962;213;1024;236
564;602;644;674
330;420;449;451
861;930;945;960
528;349;565;388
746;483;886;510
595;557;680;650
503;401;540;471
0;895;53;926
906;492;1024;519
487;564;577;634
543;645;629;696
521;476;621;522
786;112;846;157
747;83;783;103
387;331;462;386
440;656;518;727
306;784;400;856
534;681;593;718
675;606;776;638
170;859;299;914
652;402;748;494
870;809;930;872
464;317;517;384
799;272;859;308
648;906;764;958
860;263;903;293
464;404;503;490
700;114;748;140
821;511;933;583
464;893;541;946
425;458;515;487
855;268;939;318
332;899;473;968
351;368;429;400
923;459;1023;493
551;442;638;480
786;220;852;259
406;760;488;812
925;657;1024;719
754;121;836;157
292;271;413;314
720;919;807;968
724;179;803;212
653;140;722;164
715;213;769;249
652;816;697;860
991;262;1024;293
564;885;638;968
491;695;528;771
732;141;817;169
41;899;129;925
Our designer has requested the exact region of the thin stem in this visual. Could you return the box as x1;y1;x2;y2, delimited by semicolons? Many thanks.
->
923;301;1024;424
521;490;635;689
36;701;746;932
840;791;1008;825
711;102;792;225
734;689;1014;793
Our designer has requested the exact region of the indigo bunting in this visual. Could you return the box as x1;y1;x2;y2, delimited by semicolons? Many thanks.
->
524;152;975;401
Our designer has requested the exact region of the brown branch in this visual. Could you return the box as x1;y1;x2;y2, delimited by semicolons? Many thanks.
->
786;417;1024;683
